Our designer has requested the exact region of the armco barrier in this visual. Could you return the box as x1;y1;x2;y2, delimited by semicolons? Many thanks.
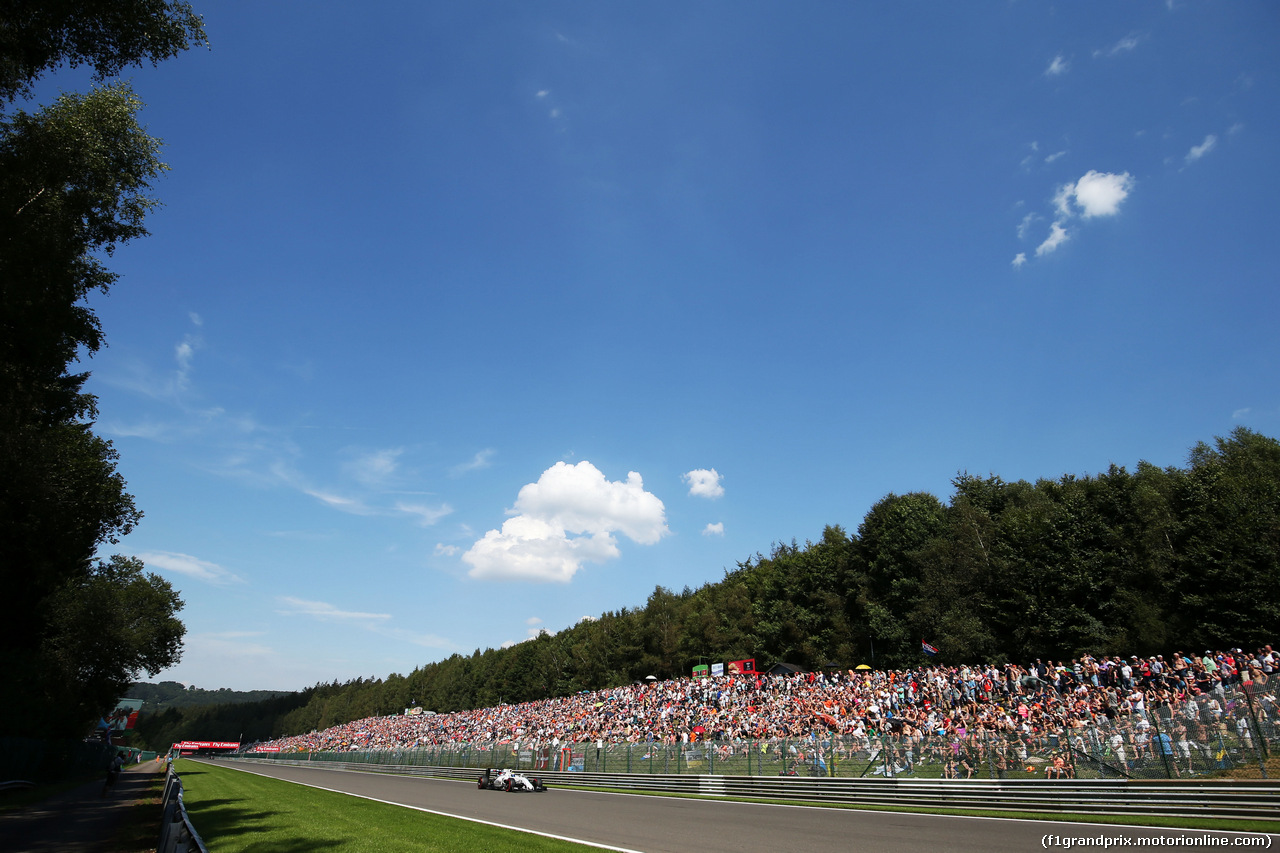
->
157;767;209;853
220;756;1280;822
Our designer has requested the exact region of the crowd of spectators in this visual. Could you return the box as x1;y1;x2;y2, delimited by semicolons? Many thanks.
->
254;645;1276;777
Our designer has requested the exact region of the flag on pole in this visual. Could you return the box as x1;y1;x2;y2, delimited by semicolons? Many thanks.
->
921;640;939;657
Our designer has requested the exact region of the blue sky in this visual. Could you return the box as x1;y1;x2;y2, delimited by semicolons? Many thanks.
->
38;2;1280;690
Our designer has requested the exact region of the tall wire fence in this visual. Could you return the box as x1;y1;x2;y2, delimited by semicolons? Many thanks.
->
247;679;1276;781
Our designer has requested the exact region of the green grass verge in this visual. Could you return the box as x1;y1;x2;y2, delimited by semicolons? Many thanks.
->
175;760;597;853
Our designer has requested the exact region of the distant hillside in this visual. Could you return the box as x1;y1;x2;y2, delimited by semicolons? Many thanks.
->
127;680;293;710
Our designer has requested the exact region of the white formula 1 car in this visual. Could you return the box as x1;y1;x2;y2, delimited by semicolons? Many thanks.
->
477;767;548;792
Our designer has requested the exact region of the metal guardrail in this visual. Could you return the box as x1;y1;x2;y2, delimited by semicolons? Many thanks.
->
158;767;209;853
223;756;1280;822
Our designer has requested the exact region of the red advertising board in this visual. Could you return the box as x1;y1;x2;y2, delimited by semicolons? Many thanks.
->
727;659;757;675
173;741;240;750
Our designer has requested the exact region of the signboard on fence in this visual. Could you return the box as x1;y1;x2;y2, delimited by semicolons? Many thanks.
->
173;741;240;751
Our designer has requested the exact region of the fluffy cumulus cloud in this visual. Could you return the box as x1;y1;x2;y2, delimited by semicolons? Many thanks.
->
462;461;668;583
1068;170;1134;218
683;468;724;499
702;522;725;537
1023;171;1134;262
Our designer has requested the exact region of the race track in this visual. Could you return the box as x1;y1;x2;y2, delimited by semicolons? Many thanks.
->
192;759;1277;853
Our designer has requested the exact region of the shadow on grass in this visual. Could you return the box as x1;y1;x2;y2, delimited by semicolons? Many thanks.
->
183;799;344;851
232;840;346;853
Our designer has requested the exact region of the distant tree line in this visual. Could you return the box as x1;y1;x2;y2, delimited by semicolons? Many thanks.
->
135;428;1279;751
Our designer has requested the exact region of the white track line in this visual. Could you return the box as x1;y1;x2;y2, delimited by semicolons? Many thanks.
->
196;760;643;853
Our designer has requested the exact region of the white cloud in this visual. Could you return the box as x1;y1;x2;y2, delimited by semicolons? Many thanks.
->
174;334;200;390
1023;170;1134;263
276;596;392;623
1017;212;1040;241
1074;170;1135;217
683;468;724;499
1045;55;1069;77
184;630;272;658
138;550;243;585
1036;221;1071;256
1096;34;1140;57
396;501;453;526
1059;170;1135;219
702;522;725;537
1053;183;1076;219
451;448;495;476
536;89;549;98
1184;134;1217;165
105;420;173;440
189;312;204;327
434;543;460;557
1044;150;1067;164
1232;408;1251;420
463;461;668;582
303;487;375;515
345;448;402;486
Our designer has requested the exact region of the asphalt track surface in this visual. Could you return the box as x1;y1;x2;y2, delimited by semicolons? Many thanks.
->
193;759;1277;853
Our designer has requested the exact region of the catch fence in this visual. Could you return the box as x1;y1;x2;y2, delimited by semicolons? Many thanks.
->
244;680;1276;782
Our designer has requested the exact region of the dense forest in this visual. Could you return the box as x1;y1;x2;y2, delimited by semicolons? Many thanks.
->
136;428;1279;750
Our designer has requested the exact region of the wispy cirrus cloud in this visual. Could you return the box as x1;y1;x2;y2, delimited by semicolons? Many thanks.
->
344;448;403;487
138;550;244;585
451;448;496;477
274;597;454;650
1045;54;1069;77
276;596;392;623
1095;34;1141;58
1184;134;1217;166
396;501;454;526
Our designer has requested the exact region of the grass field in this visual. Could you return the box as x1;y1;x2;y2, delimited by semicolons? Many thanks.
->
175;761;596;852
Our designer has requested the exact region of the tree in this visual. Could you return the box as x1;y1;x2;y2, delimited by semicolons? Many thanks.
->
39;556;185;737
0;1;206;106
0;4;203;737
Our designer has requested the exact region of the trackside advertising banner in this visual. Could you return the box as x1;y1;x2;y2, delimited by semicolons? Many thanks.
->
173;741;240;750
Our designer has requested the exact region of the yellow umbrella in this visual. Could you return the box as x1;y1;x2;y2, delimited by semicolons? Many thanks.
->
855;664;872;670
